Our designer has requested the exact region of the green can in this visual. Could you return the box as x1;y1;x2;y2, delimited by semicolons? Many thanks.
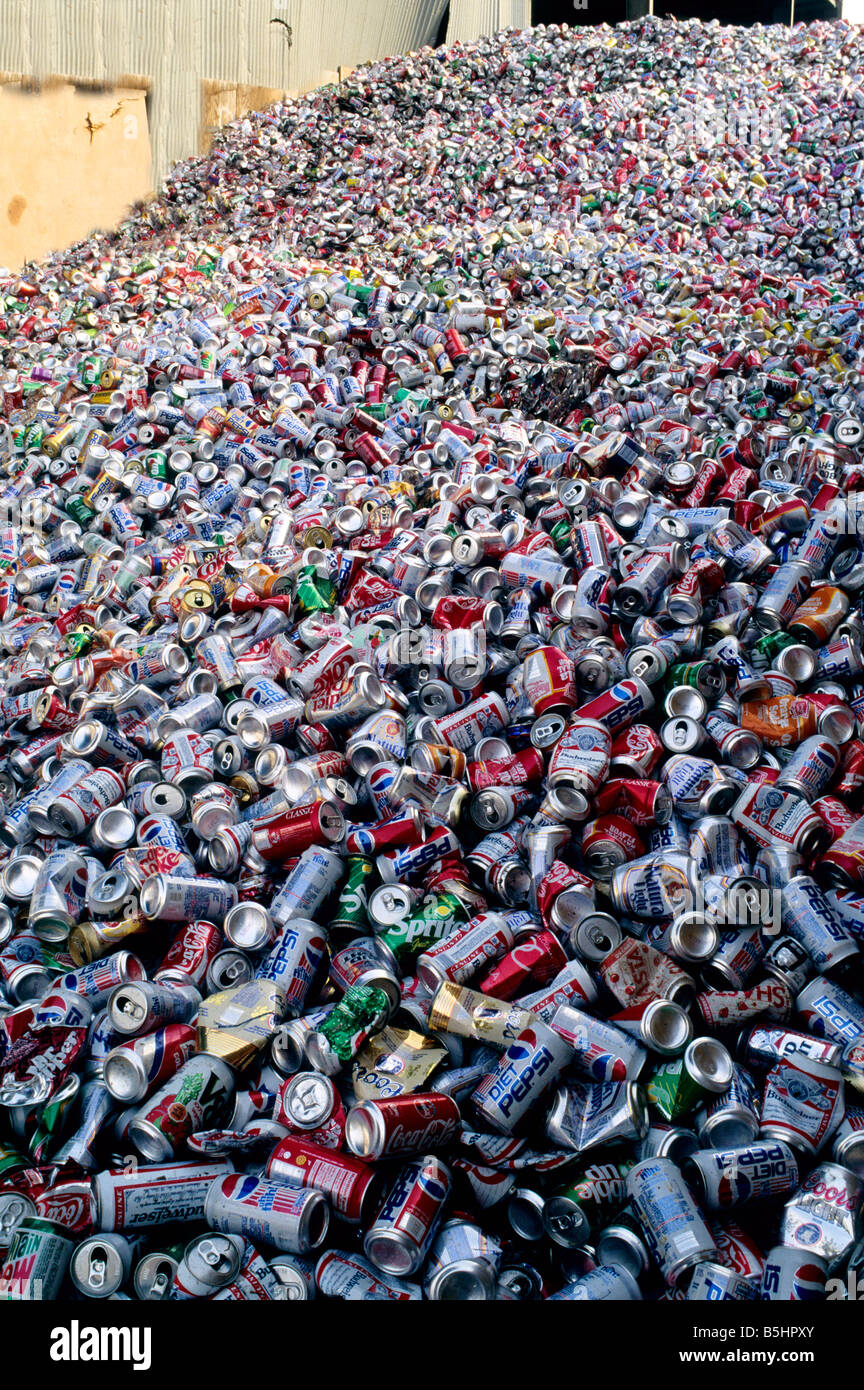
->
65;496;96;527
331;855;374;936
541;1159;635;1248
294;565;336;615
376;891;468;968
666;660;726;700
0;1142;28;1182
646;1038;734;1120
305;984;390;1074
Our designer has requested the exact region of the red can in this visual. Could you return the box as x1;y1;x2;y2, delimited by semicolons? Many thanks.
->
344;1093;461;1160
34;1179;95;1236
155;920;223;989
251;800;345;862
475;929;568;1001
581;813;646;873
344;809;423;855
430;594;498;631
363;1155;451;1276
593;778;671;827
814;796;859;840
266;1137;385;1224
467;748;545;790
522;646;578;716
610;723;664;777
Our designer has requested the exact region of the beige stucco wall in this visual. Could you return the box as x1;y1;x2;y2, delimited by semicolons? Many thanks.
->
0;81;151;271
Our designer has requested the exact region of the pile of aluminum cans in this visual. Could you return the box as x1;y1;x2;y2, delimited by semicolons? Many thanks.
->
2;15;864;1302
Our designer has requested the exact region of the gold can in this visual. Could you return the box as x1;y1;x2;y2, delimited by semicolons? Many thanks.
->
197;978;288;1070
351;1026;446;1101
427;981;538;1048
68;915;151;966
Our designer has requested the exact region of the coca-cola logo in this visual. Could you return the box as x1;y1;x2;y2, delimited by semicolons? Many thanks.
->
35;1192;91;1229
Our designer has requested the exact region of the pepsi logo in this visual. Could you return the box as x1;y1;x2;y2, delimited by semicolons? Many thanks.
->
791;1262;826;1300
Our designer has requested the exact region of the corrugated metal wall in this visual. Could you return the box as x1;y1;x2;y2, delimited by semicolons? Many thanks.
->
447;0;531;42
0;0;449;188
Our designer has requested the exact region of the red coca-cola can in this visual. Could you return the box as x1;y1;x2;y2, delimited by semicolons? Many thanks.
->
475;929;568;1000
344;1093;461;1160
251;800;345;862
34;1179;95;1236
610;723;664;777
593;778;672;828
467;748;545;790
430;594;501;632
154;920;223;989
814;796;859;840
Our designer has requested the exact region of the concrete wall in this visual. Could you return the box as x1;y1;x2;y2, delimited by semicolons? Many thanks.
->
0;0;565;269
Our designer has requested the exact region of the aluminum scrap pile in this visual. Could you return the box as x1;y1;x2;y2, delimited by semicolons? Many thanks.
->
2;16;864;1302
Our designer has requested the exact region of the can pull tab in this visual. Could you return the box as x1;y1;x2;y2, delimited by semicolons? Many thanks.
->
89;1246;108;1289
150;1263;172;1299
117;992;145;1020
198;1238;232;1273
0;1197;26;1237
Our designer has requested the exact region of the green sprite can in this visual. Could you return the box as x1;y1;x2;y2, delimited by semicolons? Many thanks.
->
331;855;374;938
375;892;467;969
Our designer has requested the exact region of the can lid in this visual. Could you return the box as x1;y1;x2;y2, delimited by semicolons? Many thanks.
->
223;902;274;952
507;1187;546;1243
595;1223;649;1279
285;1072;338;1132
93;806;137;849
640;999;693;1054
70;1239;126;1297
1;855;42;901
426;1258;496;1301
543;1192;590;1249
570;912;622;963
103;1048;146;1102
685;1036;734;1093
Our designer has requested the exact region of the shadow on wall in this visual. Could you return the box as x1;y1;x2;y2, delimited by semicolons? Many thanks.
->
0;81;152;272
